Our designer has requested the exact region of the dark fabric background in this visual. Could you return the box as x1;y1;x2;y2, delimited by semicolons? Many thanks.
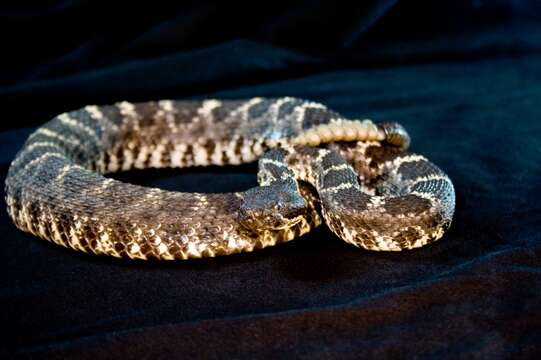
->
1;1;540;358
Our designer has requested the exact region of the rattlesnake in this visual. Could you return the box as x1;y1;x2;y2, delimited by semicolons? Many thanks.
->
4;97;455;260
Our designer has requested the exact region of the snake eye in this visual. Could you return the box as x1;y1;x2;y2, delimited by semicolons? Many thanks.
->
274;202;284;211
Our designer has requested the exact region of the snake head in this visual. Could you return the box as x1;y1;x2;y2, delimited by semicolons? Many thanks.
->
238;184;307;231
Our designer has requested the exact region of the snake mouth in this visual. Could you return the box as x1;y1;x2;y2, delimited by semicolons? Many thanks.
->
238;208;307;232
254;212;305;231
270;213;305;230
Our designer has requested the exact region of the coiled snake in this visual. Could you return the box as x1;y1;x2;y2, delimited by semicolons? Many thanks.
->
4;97;455;260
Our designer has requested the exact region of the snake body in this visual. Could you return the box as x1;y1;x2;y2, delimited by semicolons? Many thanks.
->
4;97;455;260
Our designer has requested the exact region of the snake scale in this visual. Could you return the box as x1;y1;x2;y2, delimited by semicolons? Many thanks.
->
5;97;455;260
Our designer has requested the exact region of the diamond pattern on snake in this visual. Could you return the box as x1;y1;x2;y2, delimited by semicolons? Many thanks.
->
5;97;455;260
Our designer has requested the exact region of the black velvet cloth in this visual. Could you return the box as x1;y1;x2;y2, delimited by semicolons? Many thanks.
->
1;1;541;358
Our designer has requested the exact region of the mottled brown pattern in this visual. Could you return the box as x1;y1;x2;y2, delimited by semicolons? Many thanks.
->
4;97;455;259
